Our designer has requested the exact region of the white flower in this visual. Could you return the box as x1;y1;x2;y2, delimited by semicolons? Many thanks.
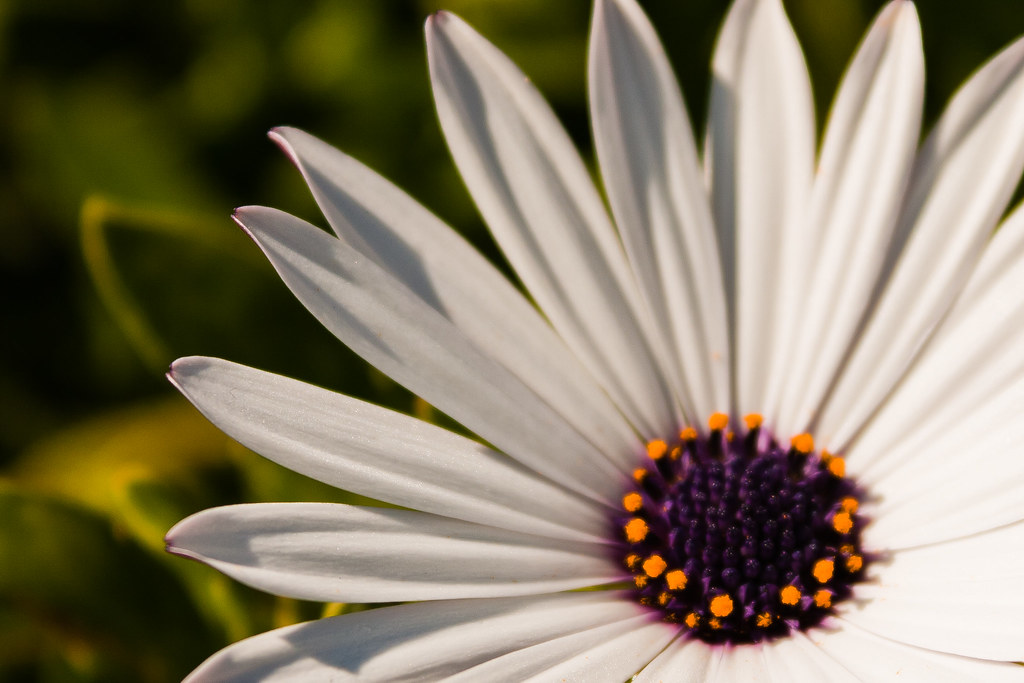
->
167;0;1024;679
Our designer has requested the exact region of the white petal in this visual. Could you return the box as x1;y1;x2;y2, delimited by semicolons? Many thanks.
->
819;36;1024;448
233;206;627;503
268;127;639;467
448;615;674;682
848;204;1024;482
166;503;618;602
710;644;770;682
766;1;923;435
589;0;730;420
427;12;679;438
168;357;608;543
845;521;1024;661
633;638;717;683
856;377;1024;548
818;618;1024;682
185;592;644;682
758;633;859;682
705;0;814;419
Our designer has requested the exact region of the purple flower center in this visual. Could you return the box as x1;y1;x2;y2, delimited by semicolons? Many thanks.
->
614;414;868;644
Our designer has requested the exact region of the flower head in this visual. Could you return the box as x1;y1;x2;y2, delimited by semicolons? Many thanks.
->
167;0;1024;678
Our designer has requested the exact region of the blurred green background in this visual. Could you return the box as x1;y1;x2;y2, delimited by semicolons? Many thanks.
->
1;0;1020;680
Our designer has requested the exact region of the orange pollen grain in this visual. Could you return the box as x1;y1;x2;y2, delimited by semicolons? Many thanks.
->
780;586;801;605
632;468;647;483
643;555;667;578
665;569;687;591
832;512;854;534
790;433;814;454
841;497;859;513
813;559;835;583
622;492;643;512
756;612;773;628
709;618;722;630
828;457;846;477
684;612;699;628
658;592;670;606
647;439;668;460
708;413;729;431
625;518;649;543
840;544;855;555
625;554;641;570
710;594;734;617
744;413;763;430
634;575;648;588
846;555;864;572
814;589;832;608
679;427;698;441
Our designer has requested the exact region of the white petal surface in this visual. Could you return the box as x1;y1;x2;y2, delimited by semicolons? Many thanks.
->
849;203;1024;490
589;0;730;420
758;633;858;682
168;357;608;543
269;126;639;466
705;0;814;419
819;36;1024;448
185;592;646;682
711;644;770;682
427;12;678;438
857;377;1024;548
233;206;626;503
448;614;674;682
633;638;717;683
166;503;618;602
767;1;923;435
817;618;1024;681
845;521;1024;661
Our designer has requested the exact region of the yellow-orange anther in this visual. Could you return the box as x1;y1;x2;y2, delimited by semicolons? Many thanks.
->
791;433;814;454
670;446;682;460
813;559;835;583
657;592;671;606
622;492;643;512
684;612;699;628
709;413;729;431
647;439;668;460
840;544;855;555
665;569;687;591
679;427;698;441
828;457;846;477
625;553;641;570
780;585;801;605
814;589;832;608
634;575;648;588
708;618;722;630
756;612;773;628
625;518;649;543
710;594;734;617
846;555;864;572
643;555;667;578
832;511;854;534
632;468;647;483
841;497;859;513
744;413;763;430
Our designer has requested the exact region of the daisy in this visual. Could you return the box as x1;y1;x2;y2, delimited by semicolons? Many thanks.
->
166;0;1024;679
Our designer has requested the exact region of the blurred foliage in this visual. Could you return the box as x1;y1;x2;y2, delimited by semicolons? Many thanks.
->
1;0;1021;680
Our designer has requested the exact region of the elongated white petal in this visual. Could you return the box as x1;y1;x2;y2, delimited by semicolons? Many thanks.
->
167;504;618;602
820;618;1024;681
705;0;814;419
427;12;678;438
448;615;673;682
845;521;1024;661
859;380;1024;548
766;1;923;435
589;0;730;420
711;644;770;682
185;593;644;682
233;206;626;503
759;633;859;682
169;357;608;543
820;36;1024;448
633;638;717;683
269;127;639;466
847;203;1024;473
